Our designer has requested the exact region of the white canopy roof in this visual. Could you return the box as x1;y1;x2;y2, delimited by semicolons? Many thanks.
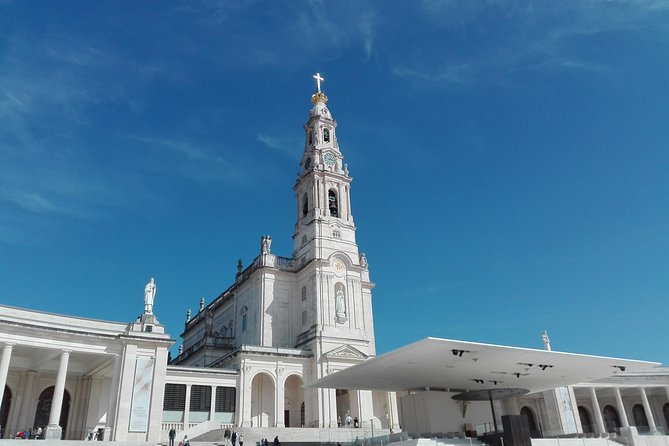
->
309;338;660;395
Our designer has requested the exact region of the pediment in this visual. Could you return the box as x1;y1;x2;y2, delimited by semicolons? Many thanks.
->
323;344;368;360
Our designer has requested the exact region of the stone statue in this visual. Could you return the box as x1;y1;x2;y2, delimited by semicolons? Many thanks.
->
178;345;183;355
199;297;205;312
359;252;368;269
205;309;214;336
144;278;156;314
237;258;243;275
335;285;346;319
261;235;272;255
186;308;191;322
542;330;551;351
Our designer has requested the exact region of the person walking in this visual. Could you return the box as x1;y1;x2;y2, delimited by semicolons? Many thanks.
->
232;431;237;446
238;433;244;446
273;436;280;446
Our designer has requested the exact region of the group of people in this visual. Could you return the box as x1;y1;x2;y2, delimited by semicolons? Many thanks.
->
222;428;244;446
337;414;359;428
167;428;190;446
259;436;280;446
15;427;42;439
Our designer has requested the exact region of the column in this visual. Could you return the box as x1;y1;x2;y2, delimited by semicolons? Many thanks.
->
276;375;285;427
45;351;70;440
184;384;192;429
613;387;630;428
105;355;122;440
639;387;657;433
209;386;217;422
0;344;13;415
589;387;606;436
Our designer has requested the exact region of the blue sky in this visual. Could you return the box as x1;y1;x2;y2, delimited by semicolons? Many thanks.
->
1;1;668;364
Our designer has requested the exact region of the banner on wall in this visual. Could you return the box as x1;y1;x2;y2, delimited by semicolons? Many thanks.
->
129;357;155;432
559;386;578;434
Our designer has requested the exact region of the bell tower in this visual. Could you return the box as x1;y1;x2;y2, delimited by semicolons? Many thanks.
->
293;73;358;264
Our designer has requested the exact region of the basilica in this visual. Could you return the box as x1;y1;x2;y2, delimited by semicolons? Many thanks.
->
169;75;398;431
0;77;668;446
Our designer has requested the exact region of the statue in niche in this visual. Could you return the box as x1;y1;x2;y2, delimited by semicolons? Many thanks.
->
261;235;272;254
144;277;156;314
335;283;346;320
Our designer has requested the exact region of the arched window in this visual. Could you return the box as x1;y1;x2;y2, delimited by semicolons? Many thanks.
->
603;405;621;433
323;128;330;142
633;404;649;430
328;189;339;218
308;131;313;145
302;193;308;216
520;406;538;435
578;406;593;434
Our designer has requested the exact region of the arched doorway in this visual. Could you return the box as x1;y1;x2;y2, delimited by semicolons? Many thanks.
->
34;386;71;437
250;373;275;427
633;404;649;432
578;406;593;434
521;406;539;437
284;375;304;428
603;405;621;433
336;389;352;426
0;386;11;439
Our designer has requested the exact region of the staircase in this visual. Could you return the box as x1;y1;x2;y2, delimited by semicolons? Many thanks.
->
193;427;392;445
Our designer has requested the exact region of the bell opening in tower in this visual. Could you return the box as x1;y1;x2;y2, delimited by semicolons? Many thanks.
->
302;193;308;217
328;189;338;218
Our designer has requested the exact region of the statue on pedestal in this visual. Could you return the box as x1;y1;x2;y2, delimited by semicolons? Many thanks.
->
144;278;156;314
261;235;272;255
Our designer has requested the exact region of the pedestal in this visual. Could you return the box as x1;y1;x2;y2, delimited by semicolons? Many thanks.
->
44;424;62;440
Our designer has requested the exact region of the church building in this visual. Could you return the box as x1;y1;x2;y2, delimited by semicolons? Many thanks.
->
171;75;400;431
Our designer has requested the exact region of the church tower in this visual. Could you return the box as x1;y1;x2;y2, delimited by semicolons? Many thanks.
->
293;74;384;429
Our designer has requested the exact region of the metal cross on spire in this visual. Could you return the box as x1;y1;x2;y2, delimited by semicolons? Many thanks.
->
313;72;324;92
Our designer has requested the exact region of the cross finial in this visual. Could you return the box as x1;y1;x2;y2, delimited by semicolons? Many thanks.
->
313;72;324;92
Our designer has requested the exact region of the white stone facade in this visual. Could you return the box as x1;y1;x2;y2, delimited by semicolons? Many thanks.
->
173;89;396;430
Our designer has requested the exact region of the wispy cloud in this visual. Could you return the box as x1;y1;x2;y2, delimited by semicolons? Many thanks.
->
257;133;301;158
392;0;669;87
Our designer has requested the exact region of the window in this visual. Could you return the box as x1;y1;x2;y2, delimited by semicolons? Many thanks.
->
308;131;313;145
190;385;211;411
164;384;186;410
302;310;307;326
301;286;307;301
328;189;338;218
242;314;247;332
323;128;330;142
302;193;308;216
216;387;236;412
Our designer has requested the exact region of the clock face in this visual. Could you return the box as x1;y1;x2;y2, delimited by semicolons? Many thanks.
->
332;258;345;276
324;152;336;166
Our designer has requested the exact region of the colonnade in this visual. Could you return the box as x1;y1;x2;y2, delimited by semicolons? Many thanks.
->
577;386;669;436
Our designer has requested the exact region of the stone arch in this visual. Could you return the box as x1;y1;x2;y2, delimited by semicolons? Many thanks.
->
603;405;621;433
283;374;305;428
633;404;649;430
578;406;594;434
34;386;71;437
520;406;538;435
250;372;275;427
0;385;11;438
